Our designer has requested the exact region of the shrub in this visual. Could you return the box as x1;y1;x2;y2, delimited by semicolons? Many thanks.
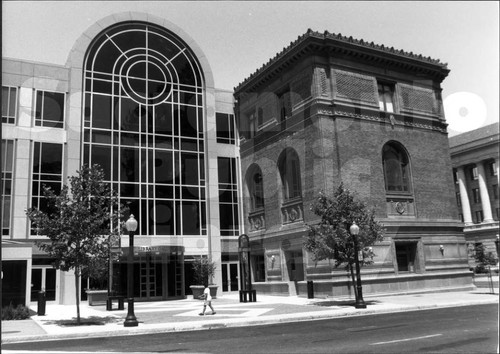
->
191;256;216;285
1;303;31;320
474;244;498;274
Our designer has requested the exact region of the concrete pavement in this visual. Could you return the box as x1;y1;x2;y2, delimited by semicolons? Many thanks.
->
2;287;498;345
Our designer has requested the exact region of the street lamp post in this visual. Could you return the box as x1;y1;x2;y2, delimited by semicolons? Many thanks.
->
124;214;139;327
349;222;367;309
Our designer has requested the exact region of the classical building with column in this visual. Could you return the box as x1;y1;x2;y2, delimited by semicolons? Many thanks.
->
449;122;500;267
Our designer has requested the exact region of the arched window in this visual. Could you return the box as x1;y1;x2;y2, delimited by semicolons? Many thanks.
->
83;22;206;236
382;142;411;192
247;165;264;211
278;149;302;200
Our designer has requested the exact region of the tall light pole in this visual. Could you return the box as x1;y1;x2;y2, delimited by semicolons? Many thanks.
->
124;214;139;327
349;222;366;309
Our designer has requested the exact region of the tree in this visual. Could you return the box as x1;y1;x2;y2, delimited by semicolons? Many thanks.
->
26;164;127;324
191;256;217;285
304;184;385;301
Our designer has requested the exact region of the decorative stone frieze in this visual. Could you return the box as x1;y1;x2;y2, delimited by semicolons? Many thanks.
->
248;208;266;231
281;197;304;224
334;109;447;133
386;196;415;217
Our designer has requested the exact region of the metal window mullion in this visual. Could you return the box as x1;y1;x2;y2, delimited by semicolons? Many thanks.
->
39;91;44;125
145;26;149;109
14;87;18;121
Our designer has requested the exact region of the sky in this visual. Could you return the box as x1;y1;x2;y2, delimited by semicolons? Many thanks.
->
2;1;499;136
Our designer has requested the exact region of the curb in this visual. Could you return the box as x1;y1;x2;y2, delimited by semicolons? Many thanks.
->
2;297;498;344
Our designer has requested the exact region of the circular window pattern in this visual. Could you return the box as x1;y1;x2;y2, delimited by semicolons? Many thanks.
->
120;53;173;105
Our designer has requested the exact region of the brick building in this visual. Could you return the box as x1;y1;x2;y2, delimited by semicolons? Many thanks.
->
235;29;472;296
449;123;499;267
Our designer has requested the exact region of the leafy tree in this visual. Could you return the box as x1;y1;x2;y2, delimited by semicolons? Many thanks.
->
304;184;385;301
474;243;498;274
26;164;127;324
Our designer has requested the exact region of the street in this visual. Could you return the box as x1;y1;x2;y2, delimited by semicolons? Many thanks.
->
2;304;498;353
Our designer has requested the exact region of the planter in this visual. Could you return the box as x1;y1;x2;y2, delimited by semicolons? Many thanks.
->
189;285;205;300
86;290;108;306
190;285;218;299
209;285;218;299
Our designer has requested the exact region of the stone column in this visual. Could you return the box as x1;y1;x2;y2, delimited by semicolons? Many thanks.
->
477;162;494;223
496;158;499;185
456;166;473;225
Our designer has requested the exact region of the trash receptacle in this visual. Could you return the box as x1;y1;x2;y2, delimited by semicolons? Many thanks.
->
307;280;314;299
37;290;46;316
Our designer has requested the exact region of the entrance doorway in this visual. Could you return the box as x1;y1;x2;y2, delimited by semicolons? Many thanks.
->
138;253;163;300
285;251;304;281
31;267;57;302
222;263;239;292
114;248;185;301
395;242;418;273
285;250;304;296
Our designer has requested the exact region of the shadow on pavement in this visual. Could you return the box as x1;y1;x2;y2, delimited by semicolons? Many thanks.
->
40;316;122;327
312;299;380;307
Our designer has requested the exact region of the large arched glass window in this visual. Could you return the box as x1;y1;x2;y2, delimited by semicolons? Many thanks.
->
382;141;411;192
278;149;302;200
83;22;205;236
247;164;264;211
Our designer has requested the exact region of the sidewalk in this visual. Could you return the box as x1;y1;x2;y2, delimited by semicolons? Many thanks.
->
2;287;498;344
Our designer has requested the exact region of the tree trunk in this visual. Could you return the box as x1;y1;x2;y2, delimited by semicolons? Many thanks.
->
349;262;358;301
75;267;81;325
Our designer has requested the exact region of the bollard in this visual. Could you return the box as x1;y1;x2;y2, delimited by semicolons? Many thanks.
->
37;290;46;316
307;280;314;299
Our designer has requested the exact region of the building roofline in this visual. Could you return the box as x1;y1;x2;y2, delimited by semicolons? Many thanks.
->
449;122;500;149
234;29;450;93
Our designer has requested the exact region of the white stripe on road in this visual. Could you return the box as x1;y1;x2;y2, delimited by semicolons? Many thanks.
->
370;333;443;345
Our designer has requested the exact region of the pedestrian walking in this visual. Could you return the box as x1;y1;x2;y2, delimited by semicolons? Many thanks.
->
199;284;216;315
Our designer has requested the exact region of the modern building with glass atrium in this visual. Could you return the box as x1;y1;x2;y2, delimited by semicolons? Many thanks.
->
2;13;239;305
2;12;473;306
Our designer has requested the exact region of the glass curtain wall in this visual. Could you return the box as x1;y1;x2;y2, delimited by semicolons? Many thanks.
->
83;22;206;237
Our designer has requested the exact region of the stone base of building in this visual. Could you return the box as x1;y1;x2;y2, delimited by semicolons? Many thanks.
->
253;271;474;298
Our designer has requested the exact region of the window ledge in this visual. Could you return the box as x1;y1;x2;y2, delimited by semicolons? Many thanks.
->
257;118;278;132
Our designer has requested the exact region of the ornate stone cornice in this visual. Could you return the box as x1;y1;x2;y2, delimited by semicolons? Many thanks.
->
235;29;449;93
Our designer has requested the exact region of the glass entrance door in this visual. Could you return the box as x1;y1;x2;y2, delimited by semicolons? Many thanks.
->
116;248;185;301
31;267;56;301
138;253;163;300
222;263;239;292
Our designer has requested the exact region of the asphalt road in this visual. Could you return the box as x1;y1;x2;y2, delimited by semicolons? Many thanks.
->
2;304;498;353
